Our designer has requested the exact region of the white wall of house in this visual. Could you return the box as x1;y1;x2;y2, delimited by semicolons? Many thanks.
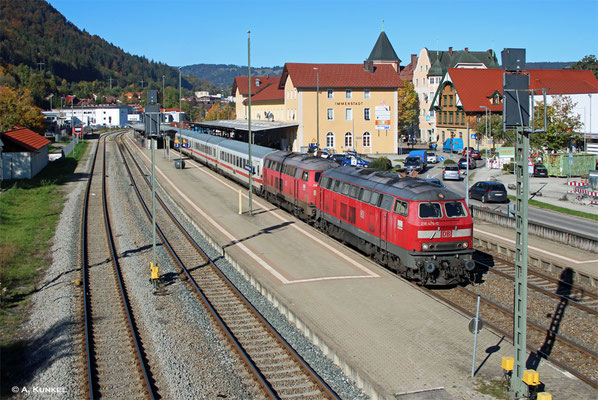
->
52;106;129;127
533;93;597;135
1;147;48;179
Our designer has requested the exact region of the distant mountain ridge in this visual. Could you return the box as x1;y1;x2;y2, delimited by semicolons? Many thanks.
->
181;64;283;92
183;62;576;93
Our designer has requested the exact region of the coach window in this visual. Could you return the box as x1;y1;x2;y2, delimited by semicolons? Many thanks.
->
361;189;372;203
326;177;333;189
393;200;408;216
301;171;309;181
419;203;443;218
333;180;341;192
341;183;351;195
445;201;467;218
370;191;380;206
350;185;359;198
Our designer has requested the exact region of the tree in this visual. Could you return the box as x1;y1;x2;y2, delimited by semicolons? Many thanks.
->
531;95;582;152
0;86;46;134
473;114;508;153
572;54;598;79
397;81;419;134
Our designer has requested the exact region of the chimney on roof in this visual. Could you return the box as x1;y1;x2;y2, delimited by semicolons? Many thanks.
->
465;47;469;53
410;54;418;67
255;78;260;87
449;47;453;55
363;60;375;74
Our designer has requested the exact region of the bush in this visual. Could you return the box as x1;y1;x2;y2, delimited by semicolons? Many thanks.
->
502;162;515;173
369;156;392;171
443;159;456;165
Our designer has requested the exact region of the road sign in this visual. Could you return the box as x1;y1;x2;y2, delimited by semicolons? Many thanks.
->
471;134;476;140
468;317;484;334
439;156;445;162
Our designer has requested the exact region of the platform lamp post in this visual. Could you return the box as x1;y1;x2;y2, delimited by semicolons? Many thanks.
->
479;106;489;154
247;30;253;216
147;106;160;290
314;67;319;152
162;75;166;158
178;67;183;168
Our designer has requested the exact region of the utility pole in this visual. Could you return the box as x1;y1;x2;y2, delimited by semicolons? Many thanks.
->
162;75;166;158
108;77;114;90
314;67;319;151
247;30;253;216
178;67;183;168
37;62;45;72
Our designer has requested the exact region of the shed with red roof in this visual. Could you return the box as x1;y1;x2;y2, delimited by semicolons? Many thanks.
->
1;127;51;179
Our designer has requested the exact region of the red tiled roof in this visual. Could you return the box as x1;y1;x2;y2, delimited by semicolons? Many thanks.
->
446;68;598;112
1;126;51;151
446;68;504;112
243;81;284;104
232;76;281;96
280;63;404;89
527;69;598;95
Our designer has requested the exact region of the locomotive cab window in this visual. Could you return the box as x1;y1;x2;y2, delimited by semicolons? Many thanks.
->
445;201;467;218
315;172;322;182
419;202;443;218
333;180;341;192
350;185;359;198
394;200;409;216
341;183;351;195
360;189;371;203
301;171;309;181
370;191;380;206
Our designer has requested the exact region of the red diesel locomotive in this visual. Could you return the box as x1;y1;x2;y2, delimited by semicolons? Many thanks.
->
262;154;474;285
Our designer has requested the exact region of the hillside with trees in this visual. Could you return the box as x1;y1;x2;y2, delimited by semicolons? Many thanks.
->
0;0;219;112
181;64;283;91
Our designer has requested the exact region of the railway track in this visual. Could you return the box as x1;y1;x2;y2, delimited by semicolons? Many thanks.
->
117;134;340;399
81;133;157;399
425;250;598;389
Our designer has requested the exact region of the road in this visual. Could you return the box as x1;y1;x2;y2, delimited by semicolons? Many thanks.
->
420;158;597;238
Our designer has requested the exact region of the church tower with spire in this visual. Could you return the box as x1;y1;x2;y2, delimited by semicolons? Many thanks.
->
364;28;401;73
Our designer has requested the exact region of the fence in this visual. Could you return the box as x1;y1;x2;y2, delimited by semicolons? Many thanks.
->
62;136;79;157
470;205;598;253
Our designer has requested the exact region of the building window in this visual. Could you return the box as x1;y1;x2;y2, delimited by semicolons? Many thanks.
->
364;89;370;99
415;78;418;86
430;110;435;117
328;89;334;99
326;132;335;148
423;78;426;85
449;95;453;106
345;132;353;148
346;89;352;99
443;111;447;124
327;108;334;120
363;131;371;148
461;111;465;125
449;111;453;124
364;108;370;120
346;108;352;121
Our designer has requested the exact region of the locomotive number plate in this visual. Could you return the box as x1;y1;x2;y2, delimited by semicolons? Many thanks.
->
441;230;452;238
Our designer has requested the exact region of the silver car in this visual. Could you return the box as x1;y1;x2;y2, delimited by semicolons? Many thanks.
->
442;164;461;181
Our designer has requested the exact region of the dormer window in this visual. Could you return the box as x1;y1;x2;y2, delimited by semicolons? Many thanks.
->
255;78;261;87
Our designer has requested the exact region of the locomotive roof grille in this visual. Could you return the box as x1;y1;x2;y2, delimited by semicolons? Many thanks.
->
323;166;463;201
265;151;340;171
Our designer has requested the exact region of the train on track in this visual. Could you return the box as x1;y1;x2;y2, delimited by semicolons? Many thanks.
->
135;128;475;285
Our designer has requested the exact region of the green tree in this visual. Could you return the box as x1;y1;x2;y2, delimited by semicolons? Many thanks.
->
531;95;582;152
473;114;508;153
571;54;598;79
397;81;419;133
0;86;46;133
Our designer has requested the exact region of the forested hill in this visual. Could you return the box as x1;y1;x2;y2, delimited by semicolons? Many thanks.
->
0;0;219;100
182;64;283;91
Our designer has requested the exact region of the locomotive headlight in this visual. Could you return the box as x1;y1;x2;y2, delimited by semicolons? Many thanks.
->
422;243;430;251
463;242;469;249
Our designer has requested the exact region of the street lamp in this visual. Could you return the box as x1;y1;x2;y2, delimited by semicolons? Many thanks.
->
314;67;319;152
178;67;182;168
162;75;165;158
480;106;489;154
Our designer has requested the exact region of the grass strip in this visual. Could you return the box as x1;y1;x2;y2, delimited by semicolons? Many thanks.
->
507;195;598;221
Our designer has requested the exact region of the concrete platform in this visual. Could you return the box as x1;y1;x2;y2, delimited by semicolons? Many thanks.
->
128;135;596;400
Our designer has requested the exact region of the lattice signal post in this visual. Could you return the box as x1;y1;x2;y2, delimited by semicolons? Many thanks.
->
501;48;547;398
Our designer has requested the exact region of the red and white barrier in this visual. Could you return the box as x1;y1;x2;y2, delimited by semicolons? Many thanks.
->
567;181;589;187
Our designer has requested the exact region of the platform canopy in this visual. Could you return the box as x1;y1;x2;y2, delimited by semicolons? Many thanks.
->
195;119;297;133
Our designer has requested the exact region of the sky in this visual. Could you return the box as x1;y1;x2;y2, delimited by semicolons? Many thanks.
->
46;0;598;68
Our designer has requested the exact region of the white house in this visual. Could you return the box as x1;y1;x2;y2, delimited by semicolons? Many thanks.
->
51;105;130;127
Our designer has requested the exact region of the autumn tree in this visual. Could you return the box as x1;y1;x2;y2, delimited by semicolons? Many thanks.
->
204;102;235;121
397;81;419;137
530;95;582;152
0;86;46;133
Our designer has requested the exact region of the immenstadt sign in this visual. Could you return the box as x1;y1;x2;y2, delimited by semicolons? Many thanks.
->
375;105;391;130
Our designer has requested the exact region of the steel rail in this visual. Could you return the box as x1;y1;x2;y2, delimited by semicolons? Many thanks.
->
118;133;341;399
81;133;156;399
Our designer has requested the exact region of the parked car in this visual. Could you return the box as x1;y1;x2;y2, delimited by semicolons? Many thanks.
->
443;138;464;153
424;178;444;187
328;154;346;164
469;181;508;203
533;164;548;177
463;148;482;160
442;164;461;181
426;152;438;164
341;155;371;167
403;156;424;173
458;157;476;169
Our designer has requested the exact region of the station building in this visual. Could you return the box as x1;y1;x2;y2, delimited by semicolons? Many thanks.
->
231;31;415;154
